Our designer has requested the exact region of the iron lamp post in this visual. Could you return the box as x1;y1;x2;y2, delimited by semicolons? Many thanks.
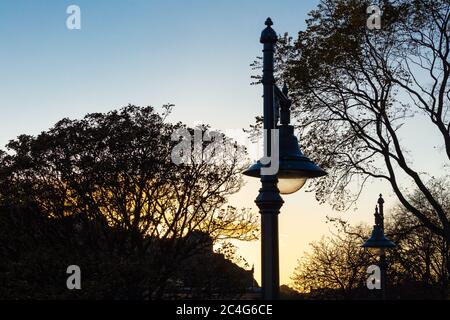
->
362;194;396;300
242;18;327;300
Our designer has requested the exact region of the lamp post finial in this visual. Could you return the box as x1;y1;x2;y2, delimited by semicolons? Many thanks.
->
260;17;278;44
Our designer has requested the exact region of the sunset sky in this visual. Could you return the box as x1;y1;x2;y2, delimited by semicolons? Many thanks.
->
0;0;447;285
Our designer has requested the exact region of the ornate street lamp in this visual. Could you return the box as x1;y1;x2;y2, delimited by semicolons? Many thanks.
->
242;18;327;300
362;194;396;299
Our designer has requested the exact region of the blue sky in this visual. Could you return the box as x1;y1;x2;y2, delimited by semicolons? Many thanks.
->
1;0;447;285
0;0;319;146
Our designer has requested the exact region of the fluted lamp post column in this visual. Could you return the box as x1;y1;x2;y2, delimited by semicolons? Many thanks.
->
242;18;327;300
362;194;396;300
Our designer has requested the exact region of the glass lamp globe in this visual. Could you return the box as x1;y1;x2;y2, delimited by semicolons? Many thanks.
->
277;176;307;194
242;125;327;191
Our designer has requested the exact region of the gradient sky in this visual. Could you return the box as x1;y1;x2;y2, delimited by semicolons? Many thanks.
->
1;0;447;286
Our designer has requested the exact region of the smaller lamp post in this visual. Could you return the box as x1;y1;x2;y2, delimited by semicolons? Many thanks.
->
362;194;396;300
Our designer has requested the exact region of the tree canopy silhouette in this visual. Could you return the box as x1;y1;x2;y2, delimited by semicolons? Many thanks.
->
292;180;450;299
0;105;258;299
252;0;450;243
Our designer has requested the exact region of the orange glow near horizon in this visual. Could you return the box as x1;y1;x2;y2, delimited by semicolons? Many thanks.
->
228;177;394;287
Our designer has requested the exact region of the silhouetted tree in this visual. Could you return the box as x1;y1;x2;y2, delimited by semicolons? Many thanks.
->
388;178;450;298
0;105;258;299
292;179;450;299
252;0;450;243
291;224;371;299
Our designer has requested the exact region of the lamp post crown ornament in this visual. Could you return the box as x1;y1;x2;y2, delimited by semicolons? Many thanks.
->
260;17;278;44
